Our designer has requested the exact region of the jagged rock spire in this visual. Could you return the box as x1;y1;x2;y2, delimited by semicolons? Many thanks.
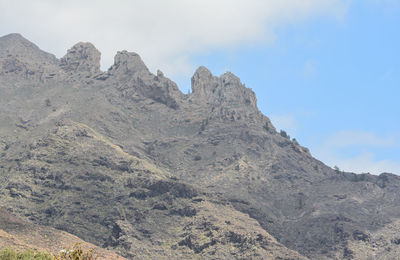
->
60;42;101;75
190;66;258;109
0;33;57;63
108;50;149;76
191;66;218;103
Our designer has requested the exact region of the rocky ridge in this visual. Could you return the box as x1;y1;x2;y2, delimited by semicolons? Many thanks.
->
0;33;400;260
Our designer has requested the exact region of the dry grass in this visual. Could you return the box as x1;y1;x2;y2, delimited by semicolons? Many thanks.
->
0;244;96;260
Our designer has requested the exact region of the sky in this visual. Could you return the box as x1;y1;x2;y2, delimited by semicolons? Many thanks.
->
0;0;399;174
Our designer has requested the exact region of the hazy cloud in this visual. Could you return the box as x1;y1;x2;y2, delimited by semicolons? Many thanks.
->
0;0;347;79
324;130;397;148
312;130;400;175
336;152;400;175
314;150;400;175
270;114;299;134
302;59;318;77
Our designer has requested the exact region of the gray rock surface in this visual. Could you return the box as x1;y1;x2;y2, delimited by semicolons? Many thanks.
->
109;50;149;75
60;42;101;76
0;33;59;83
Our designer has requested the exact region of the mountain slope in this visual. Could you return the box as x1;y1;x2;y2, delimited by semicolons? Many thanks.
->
0;207;126;259
1;33;400;259
0;118;306;259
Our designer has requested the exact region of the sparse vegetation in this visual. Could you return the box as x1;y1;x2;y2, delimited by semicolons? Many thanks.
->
55;243;96;260
45;98;51;107
0;248;53;260
0;244;96;260
194;155;202;161
279;130;290;139
199;119;209;132
264;122;270;131
351;173;367;182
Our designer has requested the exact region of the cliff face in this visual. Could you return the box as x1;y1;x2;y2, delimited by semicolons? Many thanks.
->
0;33;399;260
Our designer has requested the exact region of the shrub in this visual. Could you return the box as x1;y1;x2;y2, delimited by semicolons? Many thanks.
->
194;155;202;161
0;248;53;260
45;98;51;107
199;119;208;132
0;243;96;260
55;243;96;260
279;130;290;139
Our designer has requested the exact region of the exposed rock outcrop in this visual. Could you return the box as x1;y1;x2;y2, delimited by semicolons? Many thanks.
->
0;33;58;82
108;50;149;76
106;51;182;109
191;66;257;109
60;42;101;76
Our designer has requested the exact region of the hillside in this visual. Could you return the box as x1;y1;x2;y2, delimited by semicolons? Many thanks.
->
1;33;400;259
0;207;126;259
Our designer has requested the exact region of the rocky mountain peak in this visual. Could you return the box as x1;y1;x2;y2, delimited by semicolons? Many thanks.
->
108;50;149;76
0;33;28;46
192;66;213;81
190;66;258;110
0;34;58;81
0;33;37;56
191;66;218;102
220;71;241;85
0;33;57;63
60;42;101;75
0;33;24;39
219;71;258;109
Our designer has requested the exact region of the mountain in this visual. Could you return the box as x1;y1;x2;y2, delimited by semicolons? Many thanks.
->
0;33;399;259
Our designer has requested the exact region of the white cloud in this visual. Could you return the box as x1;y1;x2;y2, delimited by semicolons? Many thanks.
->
368;0;400;8
381;69;394;81
270;114;299;134
337;152;400;175
314;150;400;175
302;59;317;77
324;130;396;148
312;130;400;175
0;0;347;79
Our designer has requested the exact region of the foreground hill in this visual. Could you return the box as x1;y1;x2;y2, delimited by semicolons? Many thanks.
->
1;33;400;259
0;207;125;259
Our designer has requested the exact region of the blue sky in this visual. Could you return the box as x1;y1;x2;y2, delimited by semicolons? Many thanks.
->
0;0;399;174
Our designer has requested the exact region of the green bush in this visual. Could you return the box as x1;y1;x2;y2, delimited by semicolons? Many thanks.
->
264;122;270;131
279;130;290;140
199;119;208;132
55;243;96;260
0;248;53;260
0;243;96;260
45;98;51;107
